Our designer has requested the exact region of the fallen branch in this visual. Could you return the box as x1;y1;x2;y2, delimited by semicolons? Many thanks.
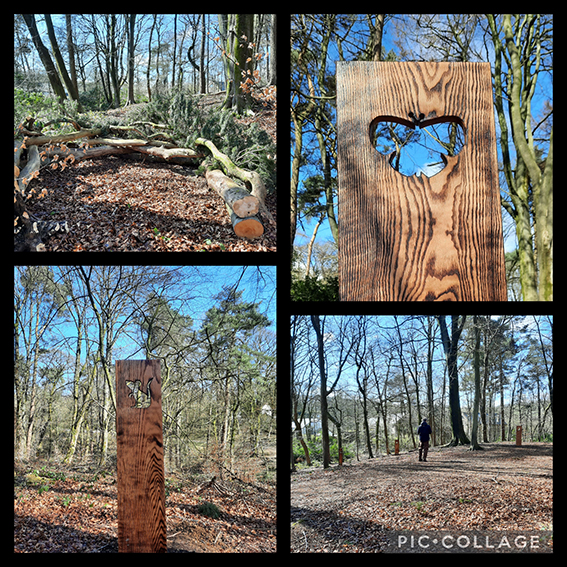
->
131;120;170;130
195;137;275;226
87;137;150;147
195;137;266;203
42;145;136;162
22;127;102;146
135;144;204;160
41;138;204;164
15;144;41;192
87;138;204;159
14;141;69;251
14;144;40;245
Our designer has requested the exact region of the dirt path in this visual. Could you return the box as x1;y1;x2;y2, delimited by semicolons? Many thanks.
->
291;443;553;553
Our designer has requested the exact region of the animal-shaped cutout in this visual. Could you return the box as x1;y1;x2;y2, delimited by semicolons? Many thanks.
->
126;378;153;409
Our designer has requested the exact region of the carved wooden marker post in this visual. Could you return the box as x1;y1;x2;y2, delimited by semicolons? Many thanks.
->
116;360;166;553
337;62;507;301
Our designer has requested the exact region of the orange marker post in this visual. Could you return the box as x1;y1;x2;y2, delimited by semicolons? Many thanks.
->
516;425;522;447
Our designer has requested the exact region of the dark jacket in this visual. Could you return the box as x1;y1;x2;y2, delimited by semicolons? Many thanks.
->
418;421;432;442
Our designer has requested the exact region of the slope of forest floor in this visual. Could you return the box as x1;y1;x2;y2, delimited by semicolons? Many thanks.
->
14;463;276;553
291;443;552;553
24;88;276;252
27;157;276;251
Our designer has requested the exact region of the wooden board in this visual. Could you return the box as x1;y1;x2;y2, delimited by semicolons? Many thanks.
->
116;360;166;553
336;62;507;301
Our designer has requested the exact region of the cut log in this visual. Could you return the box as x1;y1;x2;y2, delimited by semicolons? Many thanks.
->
22;127;102;146
229;208;264;238
205;169;259;218
195;137;267;206
195;137;274;227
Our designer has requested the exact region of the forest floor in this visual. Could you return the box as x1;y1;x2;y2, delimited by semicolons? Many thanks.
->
291;443;553;553
14;463;276;553
25;87;276;252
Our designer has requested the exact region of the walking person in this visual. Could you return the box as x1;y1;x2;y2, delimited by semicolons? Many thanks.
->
418;418;432;462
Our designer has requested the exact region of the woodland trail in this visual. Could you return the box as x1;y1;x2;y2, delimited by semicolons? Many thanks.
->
291;443;552;553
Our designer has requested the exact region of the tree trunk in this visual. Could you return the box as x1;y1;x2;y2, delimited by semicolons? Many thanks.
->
205;169;259;217
133;144;204;160
36;137;204;165
44;14;83;111
127;14;136;105
426;317;436;445
535;127;553;300
203;170;265;238
42;145;135;162
370;14;385;61
292;405;312;466
108;15;121;108
437;315;470;446
268;14;276;86
65;15;82;110
221;14;254;112
311;315;331;469
469;315;484;450
147;15;157;101
22;15;67;103
200;14;207;94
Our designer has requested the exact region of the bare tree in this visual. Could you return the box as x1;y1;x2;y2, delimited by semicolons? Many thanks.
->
21;14;67;103
437;315;470;446
310;315;355;468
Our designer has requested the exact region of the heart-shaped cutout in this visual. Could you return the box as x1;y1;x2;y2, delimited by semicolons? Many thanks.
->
370;114;466;178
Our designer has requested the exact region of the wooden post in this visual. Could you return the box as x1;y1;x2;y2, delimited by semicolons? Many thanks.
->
336;62;507;301
516;425;522;447
395;439;399;455
116;360;166;553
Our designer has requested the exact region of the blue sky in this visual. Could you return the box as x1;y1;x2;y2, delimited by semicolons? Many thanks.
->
307;315;552;406
15;265;276;391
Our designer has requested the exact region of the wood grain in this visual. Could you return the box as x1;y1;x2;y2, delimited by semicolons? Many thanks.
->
336;62;507;301
116;360;166;553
